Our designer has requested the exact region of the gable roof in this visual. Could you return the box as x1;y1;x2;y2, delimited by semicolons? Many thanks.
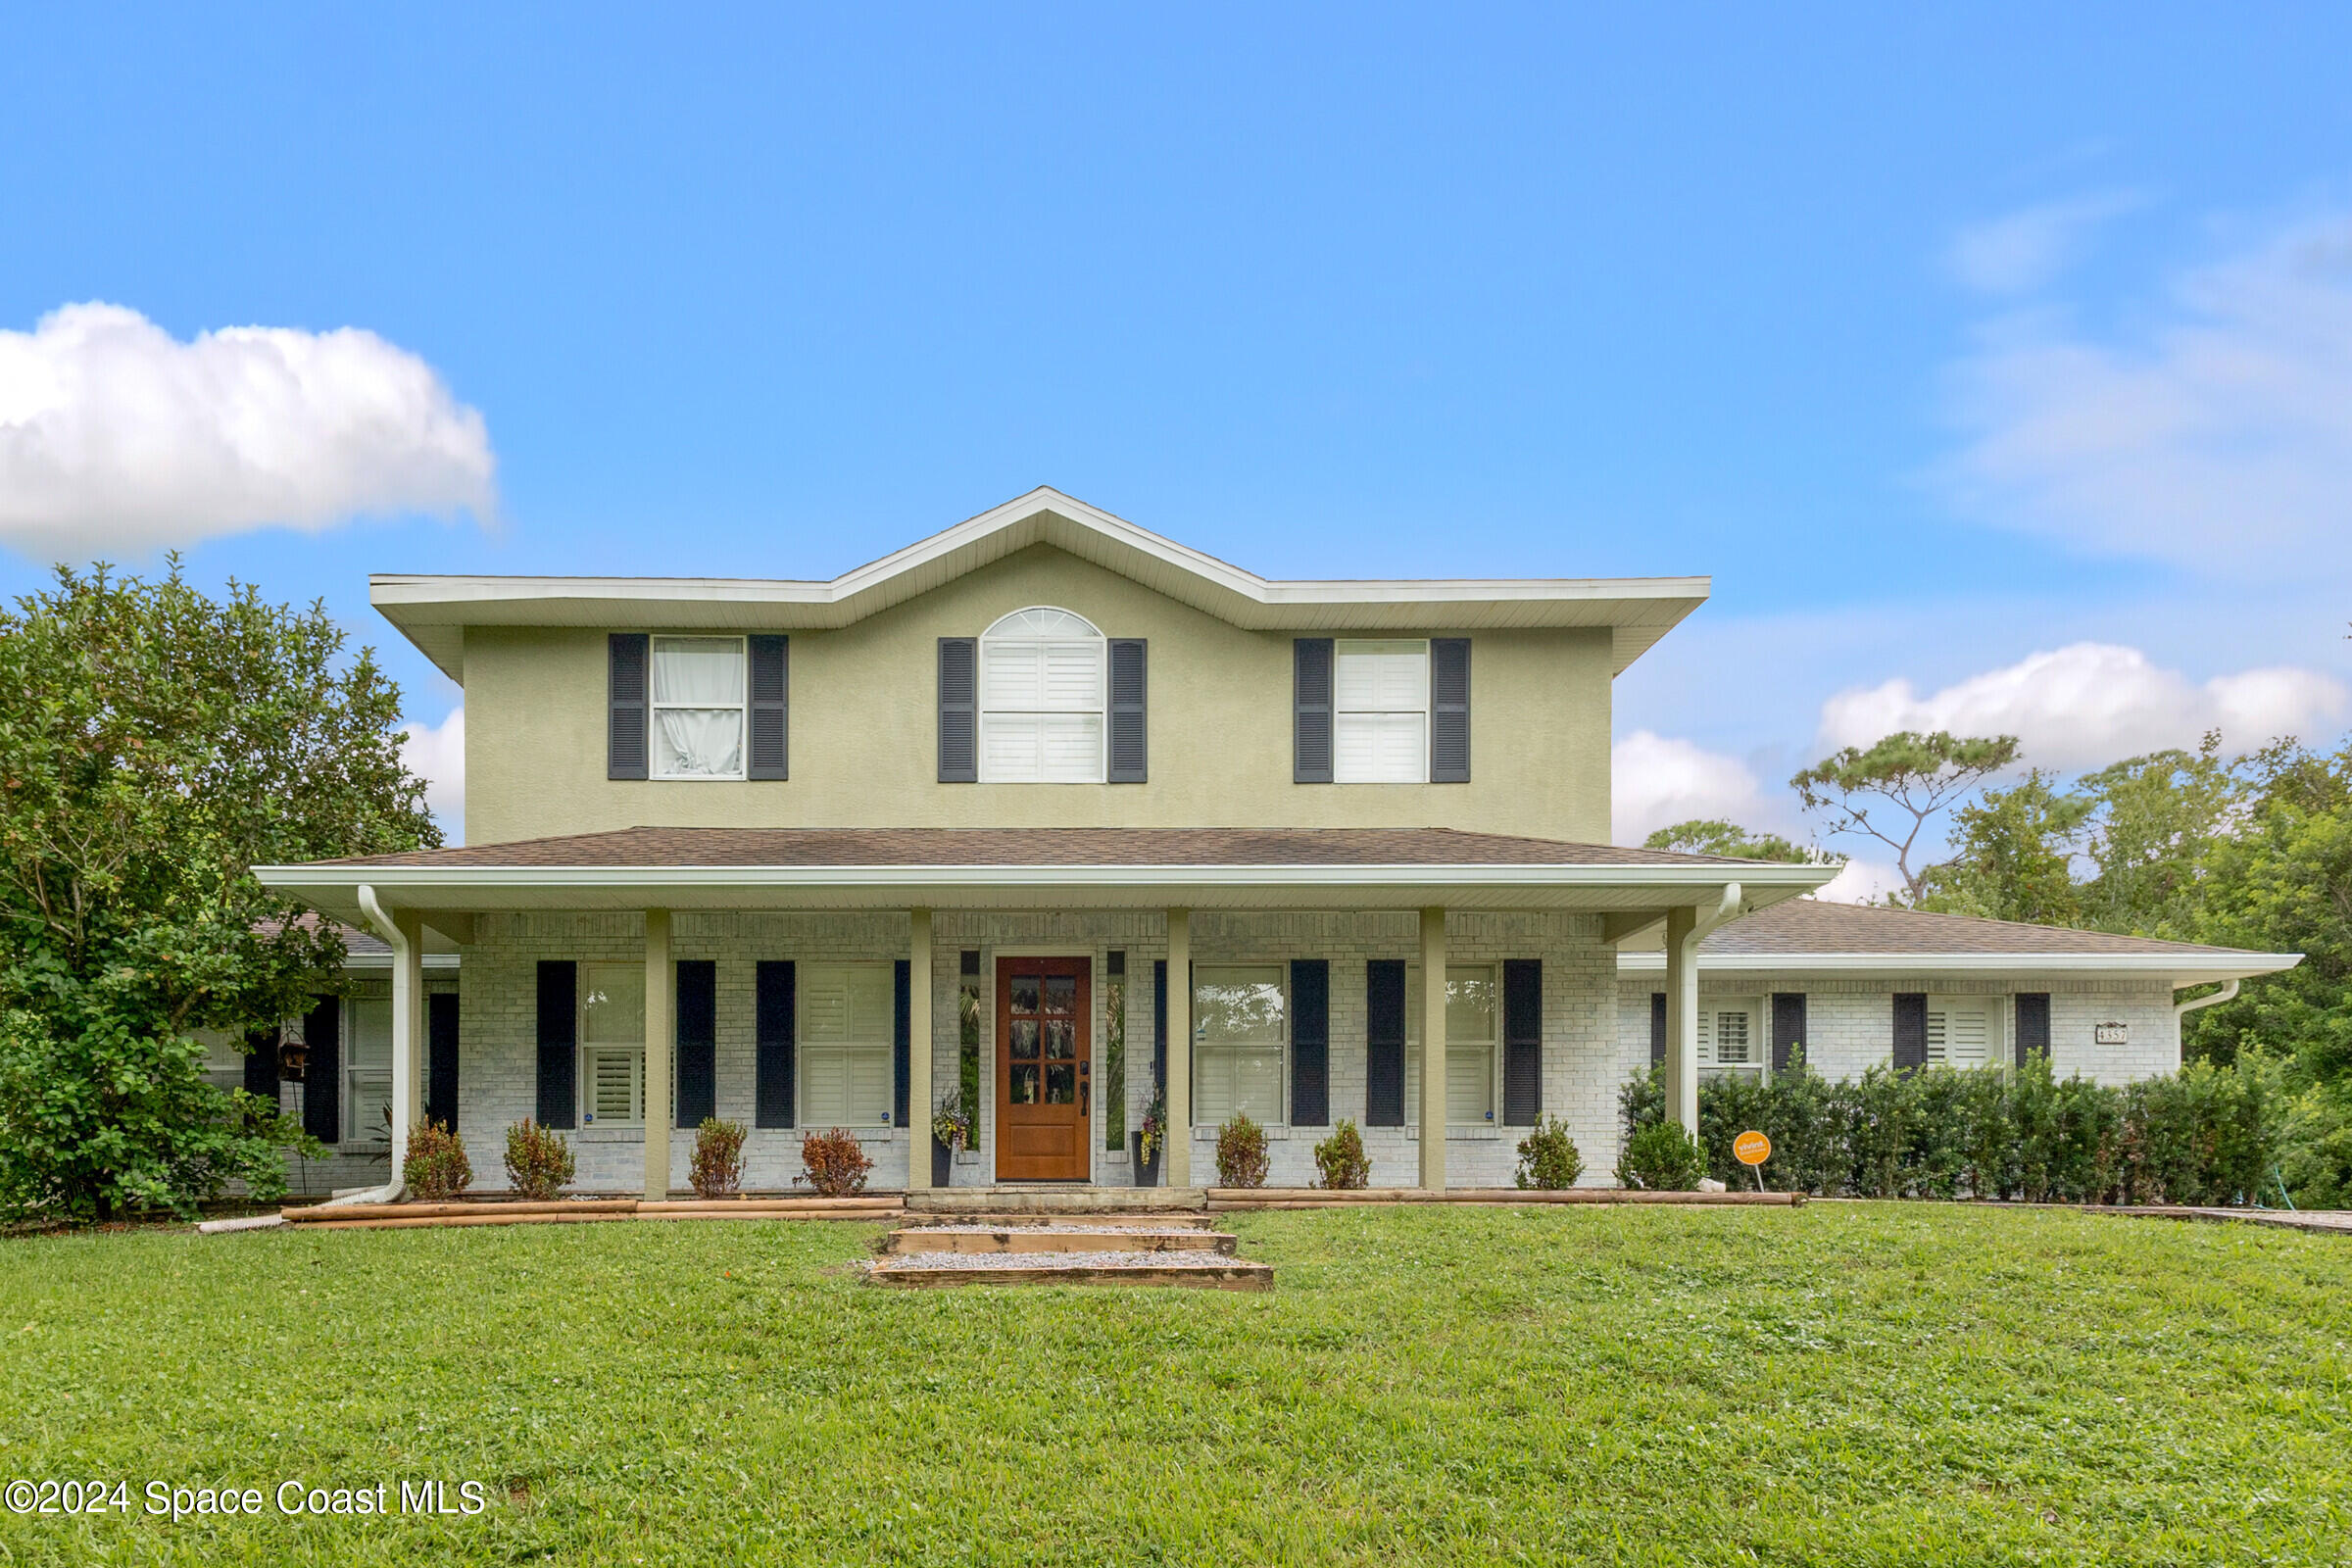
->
1616;897;2299;983
371;487;1709;680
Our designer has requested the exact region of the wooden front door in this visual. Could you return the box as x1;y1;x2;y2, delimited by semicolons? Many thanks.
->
996;957;1091;1181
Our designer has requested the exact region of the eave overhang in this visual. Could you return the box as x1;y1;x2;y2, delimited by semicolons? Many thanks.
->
1613;949;2303;987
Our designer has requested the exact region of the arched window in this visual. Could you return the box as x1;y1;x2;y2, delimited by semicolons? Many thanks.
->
979;607;1105;782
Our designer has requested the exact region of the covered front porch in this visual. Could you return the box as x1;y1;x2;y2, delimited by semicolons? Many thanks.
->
256;828;1834;1200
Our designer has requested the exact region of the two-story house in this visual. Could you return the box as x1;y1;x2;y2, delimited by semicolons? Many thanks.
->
255;489;2297;1198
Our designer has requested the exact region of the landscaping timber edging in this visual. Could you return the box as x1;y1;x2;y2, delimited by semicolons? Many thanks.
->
281;1197;904;1230
1205;1188;1807;1209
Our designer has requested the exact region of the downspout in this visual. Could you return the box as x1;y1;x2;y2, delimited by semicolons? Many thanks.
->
2172;978;2240;1072
316;885;411;1207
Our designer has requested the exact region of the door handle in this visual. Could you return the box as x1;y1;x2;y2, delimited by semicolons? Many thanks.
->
1080;1059;1090;1114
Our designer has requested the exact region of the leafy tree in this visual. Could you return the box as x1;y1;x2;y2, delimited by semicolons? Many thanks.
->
0;562;438;1222
2074;734;2243;937
2180;738;2352;1084
1642;818;1821;863
1915;769;2091;925
1789;731;2021;905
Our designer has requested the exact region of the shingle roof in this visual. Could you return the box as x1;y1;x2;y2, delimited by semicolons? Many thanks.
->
1698;898;2278;961
311;825;1782;871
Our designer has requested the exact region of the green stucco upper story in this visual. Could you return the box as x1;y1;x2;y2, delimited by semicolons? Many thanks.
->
369;489;1708;847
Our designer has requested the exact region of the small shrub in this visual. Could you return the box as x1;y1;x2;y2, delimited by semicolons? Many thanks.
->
1514;1115;1585;1190
1215;1114;1270;1188
1312;1119;1371;1190
689;1117;747;1200
797;1128;873;1197
503;1119;574;1200
402;1120;472;1201
1616;1120;1704;1191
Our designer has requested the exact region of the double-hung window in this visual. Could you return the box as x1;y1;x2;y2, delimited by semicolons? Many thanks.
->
979;608;1105;782
195;1029;246;1095
1698;1000;1763;1079
347;997;393;1144
1927;997;1999;1068
1335;640;1430;783
1402;964;1497;1124
652;635;747;779
799;963;894;1128
1192;965;1287;1127
579;963;647;1125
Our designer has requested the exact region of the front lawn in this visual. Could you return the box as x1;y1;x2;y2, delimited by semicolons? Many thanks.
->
1;1205;2346;1565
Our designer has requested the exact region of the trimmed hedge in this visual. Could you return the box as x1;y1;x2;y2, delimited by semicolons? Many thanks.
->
1624;1052;2290;1205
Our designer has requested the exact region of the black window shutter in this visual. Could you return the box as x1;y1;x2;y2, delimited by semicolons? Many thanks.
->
755;960;796;1129
1502;958;1542;1125
2015;993;2051;1067
1892;993;1929;1073
243;1026;280;1102
1771;993;1806;1075
1290;959;1330;1127
302;997;340;1143
426;992;460;1130
536;960;577;1128
1152;959;1169;1100
1107;638;1148;783
938;637;978;782
1365;958;1406;1126
609;633;649;780
1294;638;1334;783
675;960;716;1129
1431;637;1471;783
747;635;789;780
1649;993;1667;1068
893;958;912;1130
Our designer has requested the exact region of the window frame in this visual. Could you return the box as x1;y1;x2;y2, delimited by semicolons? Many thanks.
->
1191;962;1290;1130
1333;638;1432;785
796;960;896;1129
1697;996;1765;1081
1927;994;2004;1070
1403;962;1500;1126
649;633;748;782
577;961;648;1128
976;607;1108;784
345;995;393;1148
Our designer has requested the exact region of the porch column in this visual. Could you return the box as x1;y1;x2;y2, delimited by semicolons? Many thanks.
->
1418;906;1447;1190
1164;908;1192;1189
391;908;424;1182
906;908;934;1191
643;909;672;1202
1663;904;1699;1136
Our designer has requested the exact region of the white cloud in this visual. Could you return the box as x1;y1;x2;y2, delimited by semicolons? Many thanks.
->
1817;641;2347;769
1947;191;2140;294
1612;729;1772;846
1940;213;2352;572
1811;858;1903;906
0;302;494;556
400;707;465;843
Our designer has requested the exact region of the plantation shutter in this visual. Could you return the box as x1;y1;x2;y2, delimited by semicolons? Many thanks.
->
1152;959;1169;1101
536;960;577;1128
1365;958;1406;1126
1294;638;1334;783
1649;992;1667;1068
1771;993;1806;1074
1502;958;1542;1125
675;960;716;1128
1290;959;1330;1127
1107;638;1148;783
1891;993;1928;1073
609;633;650;780
937;637;978;782
2015;992;2051;1067
302;997;340;1143
755;960;796;1128
243;1026;280;1102
1430;637;1471;783
426;992;460;1130
747;635;789;780
893;958;911;1130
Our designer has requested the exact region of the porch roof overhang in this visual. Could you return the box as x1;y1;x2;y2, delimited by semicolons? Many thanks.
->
254;826;1838;927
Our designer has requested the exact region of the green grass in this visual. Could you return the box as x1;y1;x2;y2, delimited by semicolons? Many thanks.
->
1;1205;2347;1566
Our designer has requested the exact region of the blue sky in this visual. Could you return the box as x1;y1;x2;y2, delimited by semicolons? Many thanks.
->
5;5;2349;881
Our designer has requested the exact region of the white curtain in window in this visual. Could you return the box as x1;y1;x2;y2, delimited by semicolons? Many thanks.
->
655;709;743;777
653;637;744;777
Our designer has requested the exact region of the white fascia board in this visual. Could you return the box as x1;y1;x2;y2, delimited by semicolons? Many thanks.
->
1614;951;2301;980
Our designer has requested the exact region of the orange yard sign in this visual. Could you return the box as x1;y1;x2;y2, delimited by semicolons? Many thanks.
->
1734;1130;1772;1166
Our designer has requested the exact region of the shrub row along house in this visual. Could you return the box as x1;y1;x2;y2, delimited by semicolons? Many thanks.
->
252;490;2299;1196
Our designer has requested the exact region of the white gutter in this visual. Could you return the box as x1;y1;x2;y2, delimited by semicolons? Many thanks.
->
1617;952;2300;977
2175;977;2240;1022
318;885;409;1208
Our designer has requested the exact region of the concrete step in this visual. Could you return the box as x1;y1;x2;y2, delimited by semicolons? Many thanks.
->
899;1210;1217;1231
868;1251;1272;1291
906;1187;1207;1215
877;1225;1237;1256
